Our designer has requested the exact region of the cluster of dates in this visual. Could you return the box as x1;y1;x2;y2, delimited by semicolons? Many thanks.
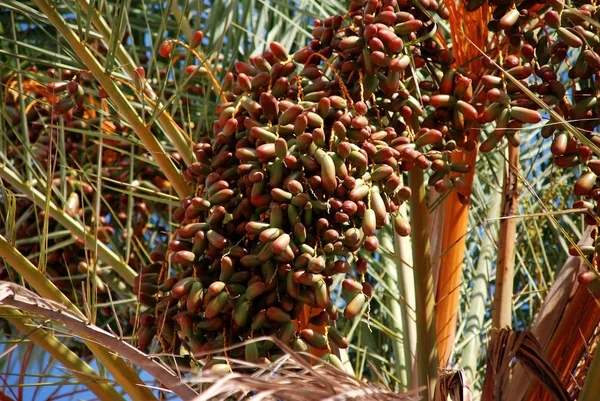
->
4;0;599;368
134;0;489;363
132;0;600;365
471;1;600;223
0;66;175;324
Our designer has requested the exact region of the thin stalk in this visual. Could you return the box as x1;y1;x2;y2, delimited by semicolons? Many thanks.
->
124;142;135;268
394;224;417;389
0;162;136;286
462;180;501;388
379;227;408;389
408;167;438;396
78;0;195;165
0;234;158;401
492;145;519;329
4;309;126;401
32;0;190;199
390;196;417;389
10;11;32;182
89;107;106;324
428;189;443;291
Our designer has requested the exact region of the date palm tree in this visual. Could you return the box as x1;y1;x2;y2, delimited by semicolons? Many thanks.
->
0;0;598;400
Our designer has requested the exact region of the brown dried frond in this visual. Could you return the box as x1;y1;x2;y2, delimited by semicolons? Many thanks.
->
434;369;472;401
482;328;570;401
191;338;423;401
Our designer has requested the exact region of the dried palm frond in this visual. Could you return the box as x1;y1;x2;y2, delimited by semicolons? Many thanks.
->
482;328;516;400
506;226;600;401
192;335;424;401
517;330;571;401
532;226;595;349
0;281;199;401
189;336;424;401
0;279;422;401
524;286;600;401
481;328;569;401
434;369;471;401
191;351;424;401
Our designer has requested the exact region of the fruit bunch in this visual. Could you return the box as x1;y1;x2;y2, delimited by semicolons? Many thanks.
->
0;65;175;321
0;33;217;346
131;0;600;368
467;1;600;225
134;0;488;362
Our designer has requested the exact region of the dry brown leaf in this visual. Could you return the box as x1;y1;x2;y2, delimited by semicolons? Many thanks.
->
0;281;423;401
482;328;570;401
434;369;472;401
190;348;424;401
506;227;597;401
0;281;199;401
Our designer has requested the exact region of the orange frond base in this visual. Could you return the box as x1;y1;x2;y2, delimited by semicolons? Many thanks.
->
435;129;479;367
294;305;328;359
523;287;600;401
434;1;489;368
